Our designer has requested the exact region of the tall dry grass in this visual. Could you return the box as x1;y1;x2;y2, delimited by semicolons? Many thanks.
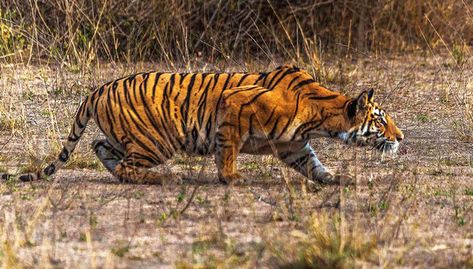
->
0;0;471;67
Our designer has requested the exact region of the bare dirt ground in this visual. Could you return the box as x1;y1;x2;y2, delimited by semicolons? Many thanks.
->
0;53;472;268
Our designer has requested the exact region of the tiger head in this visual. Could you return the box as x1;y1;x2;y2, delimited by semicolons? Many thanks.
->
342;89;404;154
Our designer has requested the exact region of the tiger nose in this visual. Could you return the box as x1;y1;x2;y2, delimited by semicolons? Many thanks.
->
396;132;404;142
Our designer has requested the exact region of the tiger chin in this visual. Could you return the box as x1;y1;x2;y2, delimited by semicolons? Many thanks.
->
1;65;403;186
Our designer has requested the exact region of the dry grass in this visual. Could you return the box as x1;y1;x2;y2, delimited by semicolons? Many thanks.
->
270;211;378;269
1;0;472;67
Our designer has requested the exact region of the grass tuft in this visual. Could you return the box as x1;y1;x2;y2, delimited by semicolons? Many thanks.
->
275;212;377;269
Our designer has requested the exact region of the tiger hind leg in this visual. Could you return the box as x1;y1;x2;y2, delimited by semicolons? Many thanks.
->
109;142;176;184
92;139;124;174
113;159;173;185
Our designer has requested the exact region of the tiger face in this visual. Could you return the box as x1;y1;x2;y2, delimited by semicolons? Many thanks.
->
343;89;404;154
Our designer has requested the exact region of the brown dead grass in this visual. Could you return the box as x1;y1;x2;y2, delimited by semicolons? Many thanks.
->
1;0;471;66
0;51;472;268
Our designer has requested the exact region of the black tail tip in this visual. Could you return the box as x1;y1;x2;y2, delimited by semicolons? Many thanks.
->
1;173;12;181
19;174;35;182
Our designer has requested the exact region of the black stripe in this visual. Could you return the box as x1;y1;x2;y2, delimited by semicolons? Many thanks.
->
276;93;301;139
268;116;281;139
224;85;260;99
119;110;164;162
181;74;197;123
203;117;213;153
158;91;183;149
44;164;56;176
263;107;277;126
138;76;175;151
126;107;173;159
265;69;284;89
307;95;339;100
58;148;69;162
89;90;98;116
255;73;266;84
151;72;162;100
214;74;232;122
102;81;121;143
19;174;34;182
98;85;105;96
291;79;315;91
236;74;250;86
269;68;298;90
123;78;152;128
287;75;301;90
79;96;89;117
237;88;273;136
291;118;327;140
93;90;101;119
132;74;145;102
76;95;89;126
248;113;255;136
197;74;213;127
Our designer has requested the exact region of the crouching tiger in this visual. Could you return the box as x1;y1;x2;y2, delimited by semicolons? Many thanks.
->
3;65;404;185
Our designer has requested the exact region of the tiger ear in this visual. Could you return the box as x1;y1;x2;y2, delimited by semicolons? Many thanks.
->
356;90;371;109
367;88;374;102
347;90;370;119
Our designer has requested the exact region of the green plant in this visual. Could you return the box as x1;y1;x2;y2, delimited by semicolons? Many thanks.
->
465;189;473;196
79;233;87;242
111;244;130;258
177;189;186;203
452;43;468;66
416;114;430;123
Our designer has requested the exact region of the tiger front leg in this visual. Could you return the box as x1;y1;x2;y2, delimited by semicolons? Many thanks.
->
277;142;336;185
215;103;246;185
215;85;290;185
215;141;243;185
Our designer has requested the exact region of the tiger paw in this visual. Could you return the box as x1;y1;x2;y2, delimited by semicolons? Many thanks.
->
305;180;323;192
315;172;353;186
218;172;245;185
334;174;354;186
314;171;336;185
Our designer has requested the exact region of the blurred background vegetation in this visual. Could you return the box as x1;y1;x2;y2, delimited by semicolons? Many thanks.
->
0;0;471;66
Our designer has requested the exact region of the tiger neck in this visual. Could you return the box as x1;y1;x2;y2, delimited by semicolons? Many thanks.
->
298;90;354;139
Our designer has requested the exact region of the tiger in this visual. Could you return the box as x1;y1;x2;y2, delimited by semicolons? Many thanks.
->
3;65;404;185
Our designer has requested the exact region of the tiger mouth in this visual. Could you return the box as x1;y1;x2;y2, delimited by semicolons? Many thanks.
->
374;139;399;154
346;133;399;154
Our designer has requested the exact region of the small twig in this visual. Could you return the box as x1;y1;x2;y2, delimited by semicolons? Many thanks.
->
179;157;207;215
192;0;227;51
318;188;340;208
179;185;199;215
379;65;415;105
248;187;277;206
